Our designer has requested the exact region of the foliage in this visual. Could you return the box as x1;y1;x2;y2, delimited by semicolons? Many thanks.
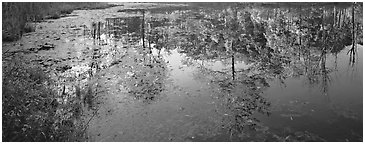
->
2;2;115;42
2;57;86;141
23;22;36;33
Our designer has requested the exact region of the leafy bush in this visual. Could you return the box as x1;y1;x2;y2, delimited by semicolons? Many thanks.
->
2;30;21;42
23;23;36;33
59;4;73;14
48;12;61;19
2;58;85;141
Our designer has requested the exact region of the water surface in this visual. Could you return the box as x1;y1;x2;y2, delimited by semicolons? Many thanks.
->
86;3;363;142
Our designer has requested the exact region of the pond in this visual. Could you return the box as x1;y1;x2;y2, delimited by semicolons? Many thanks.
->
85;3;363;142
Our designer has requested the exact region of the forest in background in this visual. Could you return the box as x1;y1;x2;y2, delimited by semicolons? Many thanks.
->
2;2;116;42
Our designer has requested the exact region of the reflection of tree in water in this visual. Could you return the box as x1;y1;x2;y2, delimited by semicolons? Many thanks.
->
255;3;362;97
171;7;276;139
217;78;271;139
124;15;175;103
108;2;362;141
105;16;142;40
190;60;273;140
124;51;168;103
116;3;361;102
102;14;170;103
157;3;361;140
113;2;361;137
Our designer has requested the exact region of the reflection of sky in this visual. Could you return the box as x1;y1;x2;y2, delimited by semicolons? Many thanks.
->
162;49;197;88
326;45;362;116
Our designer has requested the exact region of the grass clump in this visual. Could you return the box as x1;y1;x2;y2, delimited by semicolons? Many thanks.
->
2;57;86;142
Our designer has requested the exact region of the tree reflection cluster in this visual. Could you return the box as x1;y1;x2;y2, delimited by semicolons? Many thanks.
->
91;2;362;140
144;3;361;140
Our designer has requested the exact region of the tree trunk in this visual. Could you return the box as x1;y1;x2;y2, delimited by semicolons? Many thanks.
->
148;23;151;54
343;9;347;26
337;9;340;28
352;2;356;51
333;6;336;27
97;21;101;40
299;6;302;46
232;54;235;81
142;10;145;49
274;8;277;18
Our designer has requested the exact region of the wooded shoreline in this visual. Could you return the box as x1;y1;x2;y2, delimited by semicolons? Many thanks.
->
2;2;118;42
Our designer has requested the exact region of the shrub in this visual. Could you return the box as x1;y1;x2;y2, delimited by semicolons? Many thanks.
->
60;9;73;14
2;57;85;141
59;4;74;14
2;30;21;42
2;6;25;42
48;12;61;19
23;23;36;33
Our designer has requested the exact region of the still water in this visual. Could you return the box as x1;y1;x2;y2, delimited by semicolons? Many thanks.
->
86;3;362;142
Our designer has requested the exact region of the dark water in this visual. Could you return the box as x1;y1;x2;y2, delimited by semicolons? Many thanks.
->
87;3;363;142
